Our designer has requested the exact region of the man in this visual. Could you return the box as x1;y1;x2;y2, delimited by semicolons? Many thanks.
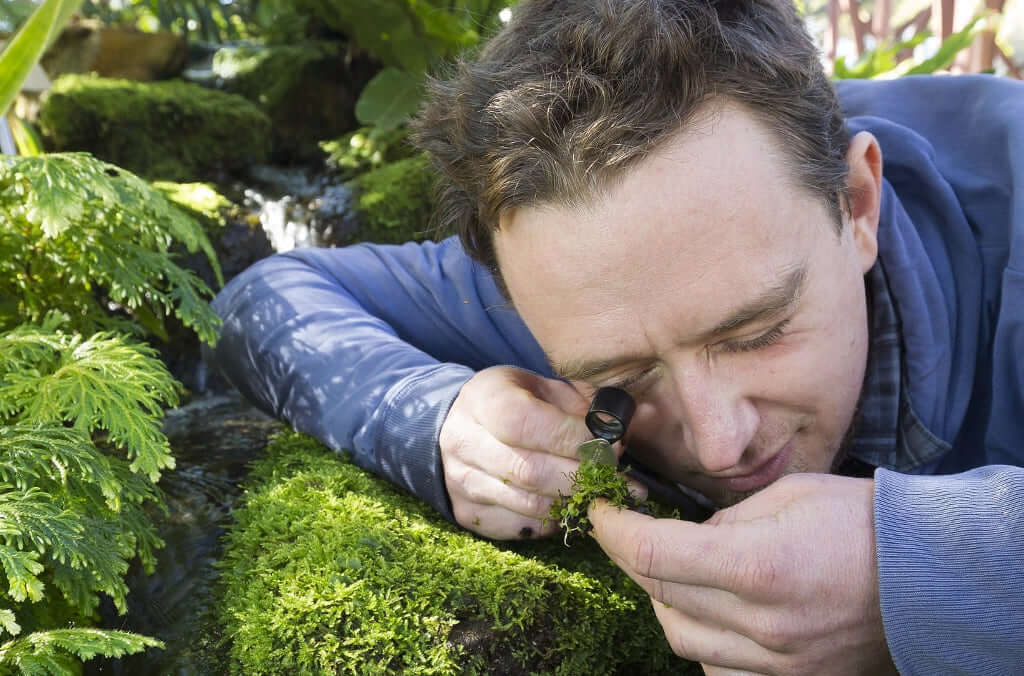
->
206;0;1024;673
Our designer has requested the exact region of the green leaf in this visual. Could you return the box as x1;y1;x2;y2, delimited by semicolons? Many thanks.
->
0;628;162;672
904;13;987;76
0;0;82;118
8;116;43;157
355;68;426;131
0;609;19;638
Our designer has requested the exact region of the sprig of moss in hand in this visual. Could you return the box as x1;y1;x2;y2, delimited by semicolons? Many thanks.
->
549;450;652;545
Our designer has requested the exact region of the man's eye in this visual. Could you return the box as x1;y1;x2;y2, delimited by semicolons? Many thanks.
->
721;319;792;354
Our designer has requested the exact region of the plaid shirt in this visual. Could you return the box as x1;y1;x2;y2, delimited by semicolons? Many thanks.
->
844;262;950;475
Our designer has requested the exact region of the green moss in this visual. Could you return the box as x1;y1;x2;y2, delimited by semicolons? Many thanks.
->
345;154;435;244
217;432;694;675
152;181;233;229
321;126;415;181
213;43;338;111
38;75;270;181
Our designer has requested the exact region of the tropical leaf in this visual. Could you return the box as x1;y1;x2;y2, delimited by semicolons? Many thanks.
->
0;0;82;118
355;68;426;132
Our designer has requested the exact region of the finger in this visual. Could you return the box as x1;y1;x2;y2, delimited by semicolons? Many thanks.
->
651;600;769;673
485;388;592;459
448;463;558;520
453;503;559;541
589;499;740;591
454;429;581;497
702;665;765;676
527;375;590;416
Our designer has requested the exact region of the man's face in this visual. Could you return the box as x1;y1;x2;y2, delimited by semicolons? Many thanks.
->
495;104;880;507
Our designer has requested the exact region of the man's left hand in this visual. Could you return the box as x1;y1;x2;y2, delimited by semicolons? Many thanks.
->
588;474;897;675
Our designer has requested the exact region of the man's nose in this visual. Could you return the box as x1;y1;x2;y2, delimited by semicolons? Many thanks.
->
670;363;758;473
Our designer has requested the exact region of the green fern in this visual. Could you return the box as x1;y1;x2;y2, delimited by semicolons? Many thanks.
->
0;628;162;675
0;153;221;344
0;321;181;671
0;324;179;482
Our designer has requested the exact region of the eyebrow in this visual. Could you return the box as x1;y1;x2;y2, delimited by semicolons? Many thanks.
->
551;263;807;383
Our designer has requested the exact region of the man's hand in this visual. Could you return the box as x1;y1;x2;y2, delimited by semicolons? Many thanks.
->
589;474;896;675
441;366;643;539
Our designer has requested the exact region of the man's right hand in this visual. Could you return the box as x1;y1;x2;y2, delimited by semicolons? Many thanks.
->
439;366;608;539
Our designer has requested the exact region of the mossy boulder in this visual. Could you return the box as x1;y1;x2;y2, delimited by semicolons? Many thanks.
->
38;74;271;181
212;43;374;164
217;432;697;675
335;153;436;245
321;126;417;182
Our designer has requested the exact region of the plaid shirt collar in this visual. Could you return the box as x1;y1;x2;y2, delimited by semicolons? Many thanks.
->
844;261;950;474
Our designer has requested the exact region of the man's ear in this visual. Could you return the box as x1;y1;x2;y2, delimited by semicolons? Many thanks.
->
845;131;882;274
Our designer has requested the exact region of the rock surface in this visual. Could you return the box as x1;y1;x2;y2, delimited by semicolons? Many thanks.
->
39;75;270;181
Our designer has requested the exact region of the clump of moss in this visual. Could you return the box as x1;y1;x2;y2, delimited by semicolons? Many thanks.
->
321;126;415;181
216;432;694;675
342;154;435;244
38;75;271;181
549;460;642;544
152;181;234;229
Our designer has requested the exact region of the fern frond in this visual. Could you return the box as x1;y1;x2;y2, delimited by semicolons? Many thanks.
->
0;628;162;675
0;545;44;604
0;426;120;510
0;327;179;482
47;515;131;615
0;609;19;639
0;153;222;342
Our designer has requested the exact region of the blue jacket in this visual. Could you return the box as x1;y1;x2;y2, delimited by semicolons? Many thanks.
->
208;75;1024;674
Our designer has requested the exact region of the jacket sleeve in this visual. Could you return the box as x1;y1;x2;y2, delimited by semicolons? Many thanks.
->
873;465;1024;674
204;237;551;520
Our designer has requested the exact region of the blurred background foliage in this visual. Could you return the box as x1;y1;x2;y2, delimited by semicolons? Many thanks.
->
3;0;1022;135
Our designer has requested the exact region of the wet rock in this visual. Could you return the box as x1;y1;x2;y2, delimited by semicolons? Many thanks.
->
42;18;186;82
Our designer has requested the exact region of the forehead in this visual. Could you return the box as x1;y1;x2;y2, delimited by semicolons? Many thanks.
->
494;104;830;361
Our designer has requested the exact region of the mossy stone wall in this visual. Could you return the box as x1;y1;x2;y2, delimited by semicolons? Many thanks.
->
38;75;271;181
217;432;697;675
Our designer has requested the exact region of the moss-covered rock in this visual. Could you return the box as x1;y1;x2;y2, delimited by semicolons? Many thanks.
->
217;432;698;675
337;153;436;245
212;43;373;164
38;75;271;181
321;126;416;181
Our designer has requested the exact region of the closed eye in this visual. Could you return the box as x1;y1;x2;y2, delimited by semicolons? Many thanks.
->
721;318;792;354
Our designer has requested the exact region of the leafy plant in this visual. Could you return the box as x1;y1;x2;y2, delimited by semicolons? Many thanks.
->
0;320;177;671
79;0;266;43
0;0;81;119
833;12;988;79
0;118;222;674
0;153;222;342
286;0;513;130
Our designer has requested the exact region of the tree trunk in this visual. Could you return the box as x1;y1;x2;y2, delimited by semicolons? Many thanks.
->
873;0;892;42
968;0;1005;73
932;0;956;40
841;0;870;56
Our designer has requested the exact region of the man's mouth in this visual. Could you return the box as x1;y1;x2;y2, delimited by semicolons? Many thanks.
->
716;441;793;493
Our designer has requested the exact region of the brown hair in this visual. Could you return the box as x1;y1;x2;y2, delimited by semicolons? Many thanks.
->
412;0;850;276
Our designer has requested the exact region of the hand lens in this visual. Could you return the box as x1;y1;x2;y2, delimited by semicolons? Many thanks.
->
576;387;636;467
